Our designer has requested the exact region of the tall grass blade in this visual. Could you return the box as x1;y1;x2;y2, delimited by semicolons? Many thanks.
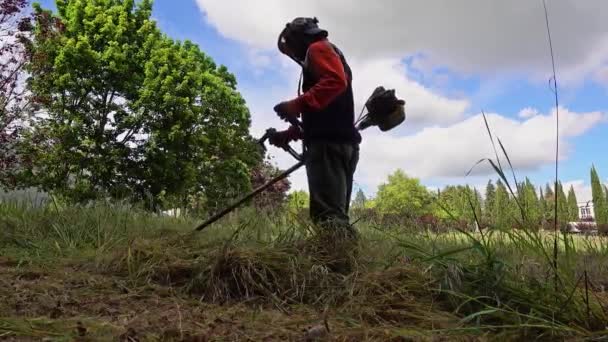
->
481;110;504;172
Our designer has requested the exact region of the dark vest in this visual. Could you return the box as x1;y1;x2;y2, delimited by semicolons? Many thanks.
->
300;43;361;145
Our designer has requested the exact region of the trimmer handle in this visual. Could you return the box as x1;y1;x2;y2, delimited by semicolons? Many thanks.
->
257;128;304;162
287;117;303;130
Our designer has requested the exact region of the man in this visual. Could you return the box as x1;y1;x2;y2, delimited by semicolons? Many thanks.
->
270;17;361;239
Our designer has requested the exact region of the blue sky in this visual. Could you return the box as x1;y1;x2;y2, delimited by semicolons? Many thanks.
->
37;0;608;201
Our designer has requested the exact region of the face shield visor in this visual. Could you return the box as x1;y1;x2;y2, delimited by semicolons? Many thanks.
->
277;25;305;66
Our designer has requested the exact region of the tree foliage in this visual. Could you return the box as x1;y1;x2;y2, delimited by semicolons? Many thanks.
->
20;0;259;209
493;180;516;229
352;188;367;210
538;187;547;224
543;183;555;222
287;190;309;212
567;185;579;222
555;181;569;226
519;178;540;228
436;185;481;223
375;169;432;218
359;167;606;230
483;180;495;223
591;166;607;225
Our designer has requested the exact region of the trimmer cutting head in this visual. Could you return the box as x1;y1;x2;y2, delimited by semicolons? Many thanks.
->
357;86;406;132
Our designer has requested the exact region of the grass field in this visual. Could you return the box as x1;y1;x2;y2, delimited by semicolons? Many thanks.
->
2;201;608;341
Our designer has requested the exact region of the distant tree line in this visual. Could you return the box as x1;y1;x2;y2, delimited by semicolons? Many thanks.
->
340;166;607;232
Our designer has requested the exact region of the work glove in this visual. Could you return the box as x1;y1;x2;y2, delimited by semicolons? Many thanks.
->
274;100;301;124
268;125;302;149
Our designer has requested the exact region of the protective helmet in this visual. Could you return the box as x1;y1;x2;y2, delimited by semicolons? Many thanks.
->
278;17;328;65
286;17;327;36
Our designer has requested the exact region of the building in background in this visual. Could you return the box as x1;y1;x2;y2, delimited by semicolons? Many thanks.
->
578;201;594;221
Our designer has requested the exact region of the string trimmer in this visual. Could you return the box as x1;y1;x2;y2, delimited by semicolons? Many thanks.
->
194;86;405;232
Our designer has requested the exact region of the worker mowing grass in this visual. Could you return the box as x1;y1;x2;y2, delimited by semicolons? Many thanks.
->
272;17;361;241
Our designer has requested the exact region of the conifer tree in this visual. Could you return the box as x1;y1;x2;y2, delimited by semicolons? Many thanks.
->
591;166;608;224
567;185;579;221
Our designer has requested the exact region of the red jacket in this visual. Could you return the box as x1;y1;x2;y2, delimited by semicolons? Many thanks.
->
285;39;349;140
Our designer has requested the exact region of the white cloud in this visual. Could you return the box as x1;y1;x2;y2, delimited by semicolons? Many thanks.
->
240;56;472;191
243;48;303;79
195;0;608;82
562;178;608;206
518;107;539;119
563;180;592;204
355;107;605;191
350;58;470;127
240;60;604;193
244;90;604;194
194;1;608;193
246;49;273;73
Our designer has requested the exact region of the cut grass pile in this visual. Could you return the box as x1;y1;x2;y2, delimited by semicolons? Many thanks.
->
2;201;608;341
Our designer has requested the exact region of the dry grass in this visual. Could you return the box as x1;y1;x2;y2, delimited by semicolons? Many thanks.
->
2;202;608;341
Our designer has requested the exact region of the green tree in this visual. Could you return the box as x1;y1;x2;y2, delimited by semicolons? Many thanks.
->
22;0;158;202
352;188;367;210
364;198;377;209
566;185;579;221
539;187;547;225
493;180;515;229
287;190;309;211
473;188;483;221
591;166;608;224
465;186;483;224
136;37;258;210
436;185;481;223
519;178;540;228
555;181;569;226
375;169;432;218
436;185;462;220
22;0;259;209
544;183;555;221
483;180;496;223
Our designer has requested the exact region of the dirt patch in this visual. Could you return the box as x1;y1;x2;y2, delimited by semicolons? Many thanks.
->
0;256;19;267
0;265;297;340
0;260;474;341
16;271;45;281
